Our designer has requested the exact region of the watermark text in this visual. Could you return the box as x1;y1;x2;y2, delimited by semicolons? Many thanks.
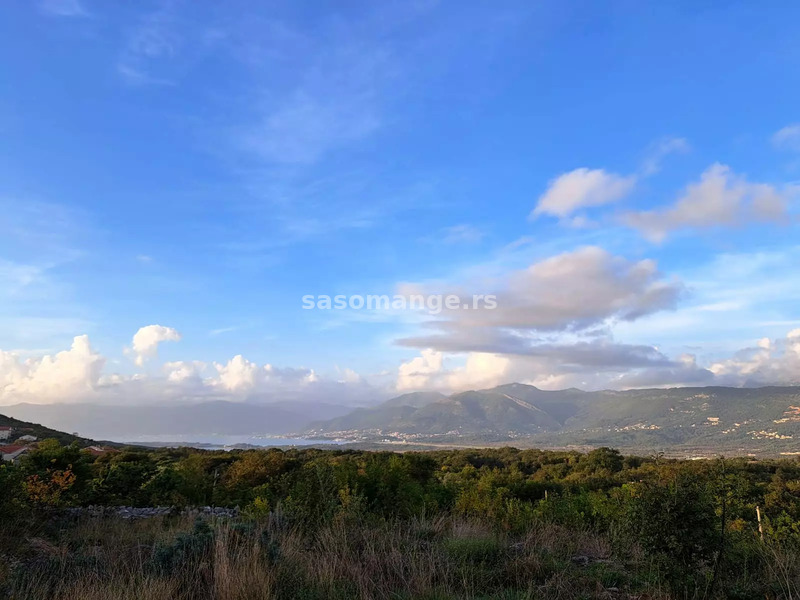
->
301;294;496;315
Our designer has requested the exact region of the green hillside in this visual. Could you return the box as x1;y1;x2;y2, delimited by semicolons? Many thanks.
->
0;413;102;447
380;391;448;409
306;384;800;453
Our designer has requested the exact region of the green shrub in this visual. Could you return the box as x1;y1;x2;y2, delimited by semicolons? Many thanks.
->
151;518;214;575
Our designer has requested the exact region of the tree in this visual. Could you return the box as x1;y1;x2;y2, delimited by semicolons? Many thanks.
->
623;470;718;584
20;439;92;506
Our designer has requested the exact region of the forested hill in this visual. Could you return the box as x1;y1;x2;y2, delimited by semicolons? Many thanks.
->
0;413;98;447
306;384;800;452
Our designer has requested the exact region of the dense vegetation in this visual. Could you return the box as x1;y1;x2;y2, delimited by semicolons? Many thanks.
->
2;441;800;598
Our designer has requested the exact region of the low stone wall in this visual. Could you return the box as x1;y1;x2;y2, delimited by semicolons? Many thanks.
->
63;505;240;520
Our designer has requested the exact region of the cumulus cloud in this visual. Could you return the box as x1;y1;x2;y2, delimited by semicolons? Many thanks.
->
531;168;636;219
0;335;105;402
337;368;362;384
397;349;444;391
397;351;511;392
623;164;790;242
214;355;263;392
445;353;511;390
163;360;207;383
396;328;800;393
130;325;182;366
395;339;683;393
709;329;800;386
531;138;689;221
208;356;321;393
773;124;800;152
397;246;682;355
2;327;799;409
0;333;372;406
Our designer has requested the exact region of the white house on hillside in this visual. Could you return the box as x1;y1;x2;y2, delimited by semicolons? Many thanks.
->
0;445;29;463
0;427;13;441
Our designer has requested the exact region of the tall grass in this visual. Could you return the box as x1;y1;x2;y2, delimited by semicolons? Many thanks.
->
2;512;798;599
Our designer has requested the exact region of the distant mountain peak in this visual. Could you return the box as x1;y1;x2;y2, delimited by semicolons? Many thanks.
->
491;382;541;392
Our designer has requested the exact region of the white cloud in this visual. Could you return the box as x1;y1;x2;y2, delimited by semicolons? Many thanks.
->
164;360;206;383
709;329;800;386
130;325;182;367
446;353;511;390
531;168;636;219
2;327;799;409
531;138;688;222
623;163;790;242
0;335;104;402
337;367;362;384
0;336;373;406
397;246;682;355
397;349;443;391
395;339;712;392
213;355;264;392
210;357;321;393
773;124;800;152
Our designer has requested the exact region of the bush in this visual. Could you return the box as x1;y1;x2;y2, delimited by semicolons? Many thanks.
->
151;518;214;575
622;473;718;587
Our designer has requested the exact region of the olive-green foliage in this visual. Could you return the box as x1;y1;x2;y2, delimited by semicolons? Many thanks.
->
4;441;800;597
621;471;718;587
152;518;214;575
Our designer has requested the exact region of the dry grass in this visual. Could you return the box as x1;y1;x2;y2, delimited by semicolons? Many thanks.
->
3;513;797;600
760;538;800;600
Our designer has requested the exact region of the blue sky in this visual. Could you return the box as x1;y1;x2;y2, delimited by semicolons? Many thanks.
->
1;0;799;404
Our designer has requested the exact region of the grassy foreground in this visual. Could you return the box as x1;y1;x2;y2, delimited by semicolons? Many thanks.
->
3;511;796;600
2;443;800;598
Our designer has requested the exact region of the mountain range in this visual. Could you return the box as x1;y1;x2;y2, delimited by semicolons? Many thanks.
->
305;383;800;454
4;384;800;455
